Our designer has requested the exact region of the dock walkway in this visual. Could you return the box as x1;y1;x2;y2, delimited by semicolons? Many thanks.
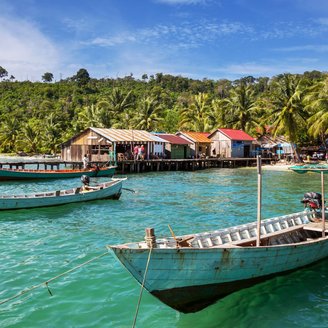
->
0;158;273;174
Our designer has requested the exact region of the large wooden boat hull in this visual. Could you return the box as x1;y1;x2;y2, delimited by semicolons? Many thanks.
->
0;179;123;210
0;166;116;180
109;211;328;313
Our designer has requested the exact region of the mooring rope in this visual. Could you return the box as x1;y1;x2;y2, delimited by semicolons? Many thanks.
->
0;251;109;306
132;247;153;328
122;187;136;193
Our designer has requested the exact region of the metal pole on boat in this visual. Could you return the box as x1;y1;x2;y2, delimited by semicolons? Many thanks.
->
256;155;262;247
321;171;325;238
114;142;117;166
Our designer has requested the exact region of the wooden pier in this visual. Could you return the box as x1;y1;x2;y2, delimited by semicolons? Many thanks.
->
0;158;274;174
115;158;273;174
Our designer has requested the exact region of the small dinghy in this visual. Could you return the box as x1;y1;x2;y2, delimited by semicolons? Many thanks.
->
0;176;124;210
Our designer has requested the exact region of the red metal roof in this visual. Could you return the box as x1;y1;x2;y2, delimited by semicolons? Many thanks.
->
156;134;192;145
217;128;255;141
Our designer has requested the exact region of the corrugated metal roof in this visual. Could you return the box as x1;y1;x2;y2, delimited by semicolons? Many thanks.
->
177;131;211;143
156;134;192;145
90;128;167;143
216;128;255;141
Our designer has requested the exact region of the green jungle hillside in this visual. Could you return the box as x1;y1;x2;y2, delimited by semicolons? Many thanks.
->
0;66;327;155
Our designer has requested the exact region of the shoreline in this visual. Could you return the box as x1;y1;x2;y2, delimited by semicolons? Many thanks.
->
262;163;292;171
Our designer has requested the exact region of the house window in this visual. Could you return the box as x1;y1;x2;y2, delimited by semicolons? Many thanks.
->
91;145;110;155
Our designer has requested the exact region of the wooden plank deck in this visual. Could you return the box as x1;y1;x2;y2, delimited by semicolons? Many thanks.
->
0;158;275;173
303;222;328;233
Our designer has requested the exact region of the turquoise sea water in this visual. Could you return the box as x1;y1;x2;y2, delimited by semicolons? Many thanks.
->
1;164;328;328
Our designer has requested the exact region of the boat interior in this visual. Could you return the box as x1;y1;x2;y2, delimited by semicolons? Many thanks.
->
143;212;328;249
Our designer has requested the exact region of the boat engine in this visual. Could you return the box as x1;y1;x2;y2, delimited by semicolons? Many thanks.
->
81;174;90;186
301;192;322;210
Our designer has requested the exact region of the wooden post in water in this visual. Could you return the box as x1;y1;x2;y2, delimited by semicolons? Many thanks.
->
321;171;326;238
145;228;156;248
256;155;262;247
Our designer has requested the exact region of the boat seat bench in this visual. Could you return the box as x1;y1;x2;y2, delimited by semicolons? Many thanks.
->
230;225;306;246
303;222;328;233
229;223;328;246
191;224;310;248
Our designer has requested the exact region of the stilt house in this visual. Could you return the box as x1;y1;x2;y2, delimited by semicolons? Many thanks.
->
61;128;167;162
209;128;255;158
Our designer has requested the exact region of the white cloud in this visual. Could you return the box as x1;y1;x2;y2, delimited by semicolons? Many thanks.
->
87;20;252;50
274;44;328;53
0;16;61;81
315;17;328;26
212;61;325;79
89;34;137;47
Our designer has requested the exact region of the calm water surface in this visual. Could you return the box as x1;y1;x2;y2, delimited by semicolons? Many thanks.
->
1;165;328;328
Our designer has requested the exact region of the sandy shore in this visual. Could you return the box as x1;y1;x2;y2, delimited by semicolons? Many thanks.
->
262;163;293;171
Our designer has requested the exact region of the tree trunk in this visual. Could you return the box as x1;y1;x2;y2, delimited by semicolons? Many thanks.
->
291;143;303;163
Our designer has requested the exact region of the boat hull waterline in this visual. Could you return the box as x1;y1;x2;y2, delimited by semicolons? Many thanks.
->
0;179;123;210
109;211;328;313
0;166;116;180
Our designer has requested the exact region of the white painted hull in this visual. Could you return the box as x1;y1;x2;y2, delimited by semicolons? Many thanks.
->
0;179;122;210
110;211;328;312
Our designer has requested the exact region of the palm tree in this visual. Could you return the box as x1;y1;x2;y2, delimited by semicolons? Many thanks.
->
305;76;328;145
208;98;230;130
41;113;63;154
0;116;20;152
179;93;211;132
269;74;308;161
133;95;163;131
78;104;104;129
18;120;40;153
98;88;133;127
221;82;258;133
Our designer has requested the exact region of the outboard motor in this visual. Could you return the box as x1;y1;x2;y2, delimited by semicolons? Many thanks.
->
301;192;322;210
81;175;90;186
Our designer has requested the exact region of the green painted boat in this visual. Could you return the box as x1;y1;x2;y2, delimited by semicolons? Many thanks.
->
0;178;123;210
0;166;116;180
289;163;328;173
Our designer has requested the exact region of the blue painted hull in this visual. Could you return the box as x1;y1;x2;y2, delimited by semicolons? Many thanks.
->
0;166;116;180
110;212;328;312
0;179;122;210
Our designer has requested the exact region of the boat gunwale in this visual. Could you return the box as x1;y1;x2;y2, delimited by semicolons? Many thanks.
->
0;166;117;174
0;179;122;200
109;211;324;250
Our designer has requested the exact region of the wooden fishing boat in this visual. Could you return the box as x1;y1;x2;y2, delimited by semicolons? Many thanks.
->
109;157;328;314
0;178;123;210
109;211;328;313
0;165;116;180
289;163;328;174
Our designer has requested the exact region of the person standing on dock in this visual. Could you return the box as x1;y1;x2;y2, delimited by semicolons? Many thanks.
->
134;145;139;160
140;145;145;160
137;145;142;160
108;147;115;165
83;154;89;169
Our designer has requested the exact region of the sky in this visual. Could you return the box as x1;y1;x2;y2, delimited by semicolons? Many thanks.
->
1;0;328;82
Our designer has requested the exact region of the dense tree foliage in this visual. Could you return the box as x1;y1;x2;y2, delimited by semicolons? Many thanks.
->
0;66;327;155
42;72;54;83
